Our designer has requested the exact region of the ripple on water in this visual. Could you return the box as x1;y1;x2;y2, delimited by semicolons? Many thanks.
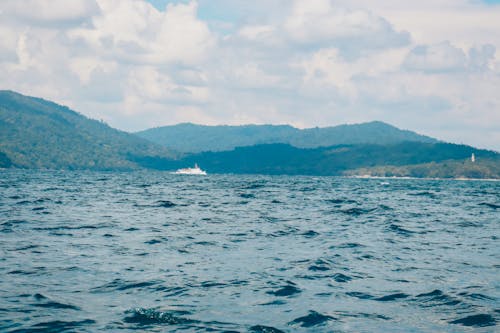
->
308;258;334;272
387;223;416;237
374;293;410;302
460;292;496;301
267;283;301;297
334;242;366;249
408;191;438;199
91;279;161;293
334;311;391;321
124;308;194;326
144;237;167;245
325;198;359;205
11;319;96;332
30;293;80;310
250;324;285;333
155;200;177;208
331;273;352;283
415;289;462;307
339;207;376;216
288;311;336;327
301;230;320;238
449;314;496;327
1;172;498;332
478;202;500;209
346;291;374;300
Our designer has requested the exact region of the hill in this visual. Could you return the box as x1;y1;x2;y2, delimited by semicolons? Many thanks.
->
135;122;438;153
2;90;498;178
0;90;172;170
131;142;500;177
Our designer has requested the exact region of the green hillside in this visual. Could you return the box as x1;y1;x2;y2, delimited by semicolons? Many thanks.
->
2;90;498;178
133;142;500;178
0;90;172;170
135;121;437;153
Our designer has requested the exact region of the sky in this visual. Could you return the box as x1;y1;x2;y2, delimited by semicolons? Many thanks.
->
0;0;499;150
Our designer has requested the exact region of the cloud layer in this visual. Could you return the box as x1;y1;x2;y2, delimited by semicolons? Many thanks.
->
0;0;499;150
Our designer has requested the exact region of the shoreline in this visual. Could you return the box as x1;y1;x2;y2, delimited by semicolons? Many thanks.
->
2;168;499;181
347;174;500;182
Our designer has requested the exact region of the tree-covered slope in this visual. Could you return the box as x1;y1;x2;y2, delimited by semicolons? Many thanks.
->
0;90;171;170
133;141;499;178
2;90;497;178
135;121;438;153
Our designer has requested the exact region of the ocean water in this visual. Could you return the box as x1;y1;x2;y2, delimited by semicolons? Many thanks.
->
0;170;498;332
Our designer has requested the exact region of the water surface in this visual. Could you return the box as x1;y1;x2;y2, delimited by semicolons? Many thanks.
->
0;170;498;332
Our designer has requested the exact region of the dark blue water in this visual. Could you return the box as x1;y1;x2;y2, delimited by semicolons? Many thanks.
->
1;170;498;332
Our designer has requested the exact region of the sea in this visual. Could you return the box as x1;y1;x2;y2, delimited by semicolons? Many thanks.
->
0;170;498;332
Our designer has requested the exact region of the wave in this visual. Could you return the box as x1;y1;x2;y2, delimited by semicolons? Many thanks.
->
124;308;194;326
449;314;496;327
288;311;336;327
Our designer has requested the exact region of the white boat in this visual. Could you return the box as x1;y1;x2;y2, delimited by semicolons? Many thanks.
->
174;163;207;175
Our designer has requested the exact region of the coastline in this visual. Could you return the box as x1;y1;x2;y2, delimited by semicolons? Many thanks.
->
347;174;500;182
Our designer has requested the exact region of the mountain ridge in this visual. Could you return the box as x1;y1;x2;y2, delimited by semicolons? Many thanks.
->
1;90;499;178
136;121;438;153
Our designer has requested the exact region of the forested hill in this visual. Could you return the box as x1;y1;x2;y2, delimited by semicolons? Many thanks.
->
0;90;172;170
135;122;438;153
1;90;498;178
132;142;500;178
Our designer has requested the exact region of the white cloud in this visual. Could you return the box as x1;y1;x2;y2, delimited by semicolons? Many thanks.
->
149;1;214;64
238;25;276;40
230;63;282;89
402;41;497;74
0;0;215;114
69;57;118;84
283;0;410;57
68;0;214;66
0;0;100;26
0;25;19;62
0;0;499;150
340;0;500;47
469;44;496;70
298;47;407;96
126;66;210;104
403;41;467;72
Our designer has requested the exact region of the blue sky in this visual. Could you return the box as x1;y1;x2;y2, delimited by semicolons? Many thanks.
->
0;0;499;150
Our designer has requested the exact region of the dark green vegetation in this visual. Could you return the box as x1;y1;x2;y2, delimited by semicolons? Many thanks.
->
1;90;498;178
345;159;500;179
0;90;171;170
136;122;437;153
133;142;500;177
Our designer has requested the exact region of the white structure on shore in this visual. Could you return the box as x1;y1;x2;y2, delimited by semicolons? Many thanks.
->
471;153;475;163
